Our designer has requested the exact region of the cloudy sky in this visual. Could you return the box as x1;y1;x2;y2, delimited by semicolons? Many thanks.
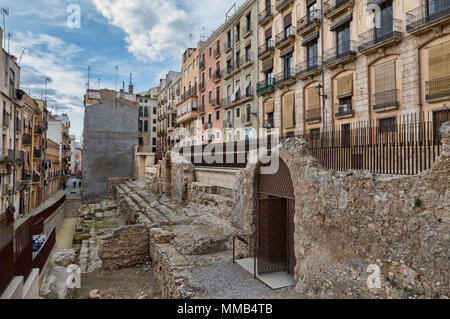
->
2;0;245;140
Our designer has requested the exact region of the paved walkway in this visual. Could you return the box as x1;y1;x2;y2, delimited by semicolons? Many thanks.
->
55;217;77;251
65;177;81;197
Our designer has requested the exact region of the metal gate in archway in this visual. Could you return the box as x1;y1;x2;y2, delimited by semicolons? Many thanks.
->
257;158;296;275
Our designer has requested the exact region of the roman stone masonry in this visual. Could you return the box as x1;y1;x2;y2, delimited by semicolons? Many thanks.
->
235;122;450;298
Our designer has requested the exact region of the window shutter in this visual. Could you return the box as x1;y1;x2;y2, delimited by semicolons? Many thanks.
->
428;41;450;80
262;59;274;72
307;87;320;108
282;93;295;129
375;60;396;93
265;99;274;113
265;28;272;39
336;74;353;98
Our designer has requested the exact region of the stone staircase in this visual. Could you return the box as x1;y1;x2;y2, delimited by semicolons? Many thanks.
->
112;179;237;298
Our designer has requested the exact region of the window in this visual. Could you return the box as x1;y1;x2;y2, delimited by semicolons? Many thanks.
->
139;107;143;117
245;45;251;63
307;1;318;22
246;14;251;33
246;104;251;123
153;107;157;114
139;137;143;145
216;86;220;103
153;127;156;132
236;107;240;118
284;54;293;77
216;110;220;120
202;116;205;124
153;137;156;145
144;121;148;132
236;23;240;42
208;91;212;104
336;22;351;56
307;40;318;68
374;60;397;109
138;120;143;132
209;47;212;56
144;107;148;117
341;123;350;147
208;113;212;123
153;119;156;124
379;117;396;133
209;67;212;79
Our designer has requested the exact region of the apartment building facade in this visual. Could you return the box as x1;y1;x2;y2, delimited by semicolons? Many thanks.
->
257;0;450;138
137;86;158;152
222;0;260;142
199;27;224;144
157;71;180;154
177;46;202;146
45;138;61;198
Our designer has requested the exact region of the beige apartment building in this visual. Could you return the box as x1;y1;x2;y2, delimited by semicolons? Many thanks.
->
222;0;260;142
257;0;450;138
177;45;202;146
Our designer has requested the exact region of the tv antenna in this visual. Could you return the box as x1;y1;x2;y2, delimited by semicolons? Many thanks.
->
1;8;9;48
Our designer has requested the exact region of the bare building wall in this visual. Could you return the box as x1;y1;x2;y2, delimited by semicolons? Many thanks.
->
82;98;138;201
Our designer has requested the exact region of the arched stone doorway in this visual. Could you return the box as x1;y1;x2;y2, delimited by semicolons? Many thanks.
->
256;158;296;275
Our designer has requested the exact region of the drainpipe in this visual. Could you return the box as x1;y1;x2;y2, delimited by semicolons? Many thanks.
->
12;101;16;210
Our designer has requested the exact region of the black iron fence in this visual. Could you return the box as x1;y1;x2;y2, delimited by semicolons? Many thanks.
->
177;109;449;175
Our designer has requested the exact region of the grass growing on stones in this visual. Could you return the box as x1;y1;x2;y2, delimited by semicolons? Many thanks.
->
94;220;119;233
414;198;422;208
157;198;176;212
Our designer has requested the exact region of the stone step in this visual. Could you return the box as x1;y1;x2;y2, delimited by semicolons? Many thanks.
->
119;183;132;194
145;207;170;226
156;205;189;225
124;181;138;191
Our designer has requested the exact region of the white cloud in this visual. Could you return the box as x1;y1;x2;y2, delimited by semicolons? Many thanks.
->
11;31;86;139
92;0;242;63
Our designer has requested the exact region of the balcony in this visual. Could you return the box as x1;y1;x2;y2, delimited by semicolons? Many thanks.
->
258;39;275;59
199;60;205;70
199;104;206;115
34;125;43;135
406;0;450;34
180;84;198;102
426;76;450;101
8;149;25;163
358;19;403;54
275;26;296;48
23;133;32;145
372;89;399;112
264;120;275;130
323;40;357;68
306;107;322;123
213;47;221;59
212;97;222;109
297;10;321;37
242;24;253;39
224;41;232;53
258;6;274;25
296;57;322;80
177;107;199;124
324;0;354;20
274;68;296;87
257;78;276;95
223;87;254;109
199;81;206;92
224;120;233;129
15;118;21;132
335;103;354;118
276;0;294;12
203;122;213;131
212;69;222;83
32;173;40;184
223;65;234;79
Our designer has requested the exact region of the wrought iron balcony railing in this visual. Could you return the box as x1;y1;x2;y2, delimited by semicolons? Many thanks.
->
258;6;274;24
335;103;354;118
406;0;450;32
295;56;321;78
324;0;354;18
256;78;276;95
323;40;358;66
274;68;296;86
358;19;403;52
212;69;222;82
224;41;232;52
276;0;294;12
373;89;399;111
275;26;296;47
199;81;205;91
297;10;321;34
258;39;275;57
213;47;221;59
426;76;450;101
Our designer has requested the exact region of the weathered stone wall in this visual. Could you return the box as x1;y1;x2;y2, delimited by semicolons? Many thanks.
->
107;177;130;199
235;123;450;298
98;225;150;270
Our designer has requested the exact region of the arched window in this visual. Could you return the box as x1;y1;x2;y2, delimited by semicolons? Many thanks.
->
139;106;143;117
144;107;149;117
144;120;148;132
